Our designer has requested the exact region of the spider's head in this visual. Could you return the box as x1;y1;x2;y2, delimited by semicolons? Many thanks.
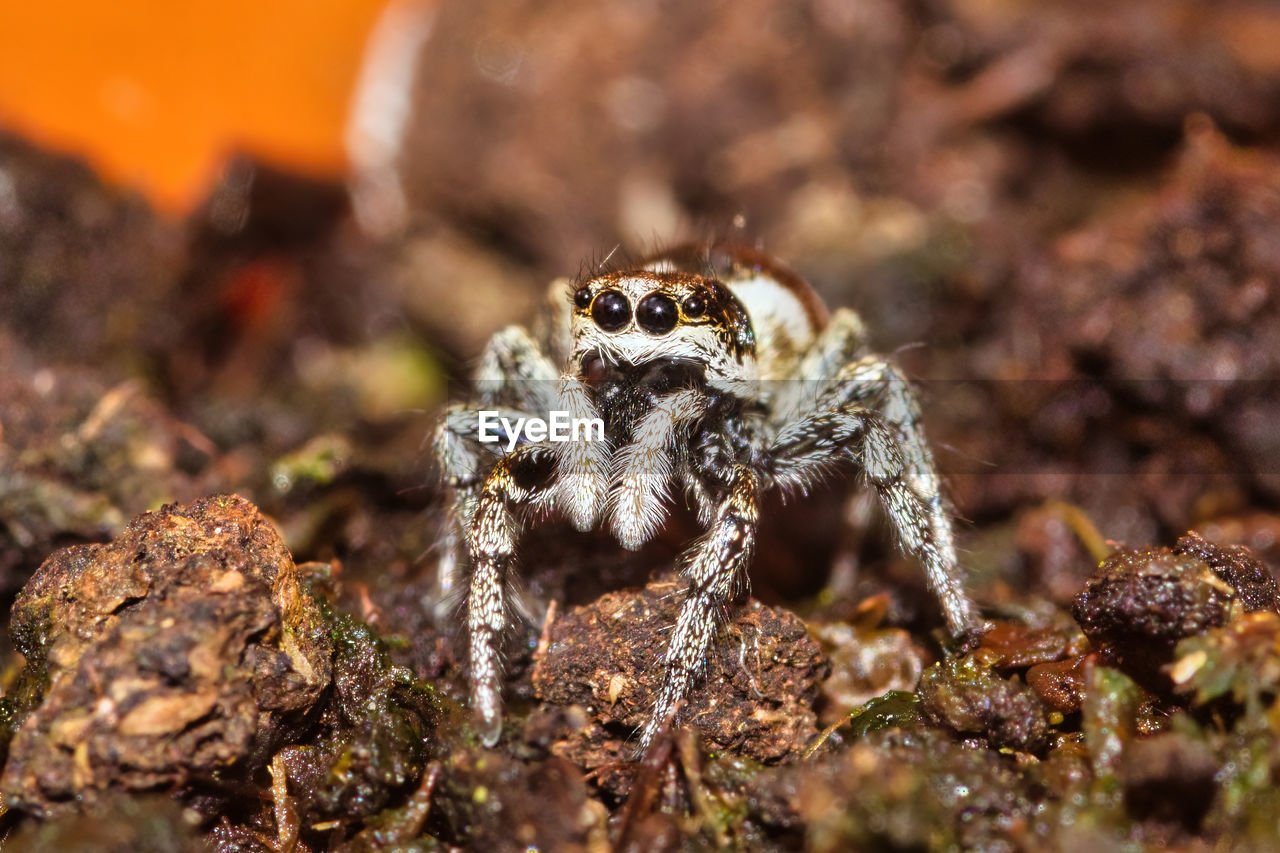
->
568;270;757;389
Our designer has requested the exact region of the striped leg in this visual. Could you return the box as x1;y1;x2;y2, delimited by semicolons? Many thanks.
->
767;406;980;636
640;465;759;749
466;445;555;746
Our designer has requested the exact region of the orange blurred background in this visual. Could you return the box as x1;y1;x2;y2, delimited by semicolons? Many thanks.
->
0;0;393;214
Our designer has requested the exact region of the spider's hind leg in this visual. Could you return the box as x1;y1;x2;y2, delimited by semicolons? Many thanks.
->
474;325;560;410
772;307;869;420
822;356;980;635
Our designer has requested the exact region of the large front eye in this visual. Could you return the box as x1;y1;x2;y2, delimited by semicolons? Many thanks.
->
591;290;631;331
636;293;678;334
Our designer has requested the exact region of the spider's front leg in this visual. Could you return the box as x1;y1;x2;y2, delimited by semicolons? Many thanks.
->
434;324;559;607
767;406;982;637
466;444;556;746
640;464;759;750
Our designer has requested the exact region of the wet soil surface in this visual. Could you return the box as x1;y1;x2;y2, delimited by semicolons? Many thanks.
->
3;1;1280;849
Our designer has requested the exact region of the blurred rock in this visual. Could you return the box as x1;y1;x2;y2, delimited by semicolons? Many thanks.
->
946;126;1280;542
1120;731;1219;832
430;748;601;852
1073;533;1279;688
0;331;219;594
398;0;915;270
1;495;332;816
918;655;1049;752
4;794;204;853
0;134;182;368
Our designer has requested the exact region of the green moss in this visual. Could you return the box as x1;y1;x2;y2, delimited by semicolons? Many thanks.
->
847;691;924;739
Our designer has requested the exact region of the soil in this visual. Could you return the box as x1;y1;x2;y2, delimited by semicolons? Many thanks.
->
3;1;1280;850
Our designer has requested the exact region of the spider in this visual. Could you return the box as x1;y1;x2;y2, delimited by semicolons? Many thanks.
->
433;243;983;750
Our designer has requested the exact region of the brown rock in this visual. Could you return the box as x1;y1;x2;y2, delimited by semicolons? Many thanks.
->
1073;534;1278;688
918;656;1049;753
1;494;333;815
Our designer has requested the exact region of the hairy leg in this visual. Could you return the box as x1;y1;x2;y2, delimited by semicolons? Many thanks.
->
466;445;555;746
772;307;868;419
473;325;560;410
819;357;979;637
435;323;558;612
431;403;544;609
766;406;981;636
640;464;759;750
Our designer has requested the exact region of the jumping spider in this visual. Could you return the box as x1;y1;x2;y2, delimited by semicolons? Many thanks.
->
434;244;983;750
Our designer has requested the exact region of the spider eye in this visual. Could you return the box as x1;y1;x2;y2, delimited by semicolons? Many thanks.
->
636;293;679;335
681;294;706;318
591;290;631;331
573;286;593;309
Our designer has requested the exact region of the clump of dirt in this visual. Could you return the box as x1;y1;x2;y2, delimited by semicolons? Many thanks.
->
0;495;333;815
1074;532;1280;687
0;495;440;844
528;578;829;794
269;600;440;830
918;654;1049;752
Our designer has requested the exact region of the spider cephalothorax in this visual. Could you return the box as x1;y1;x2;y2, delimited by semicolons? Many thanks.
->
434;244;983;749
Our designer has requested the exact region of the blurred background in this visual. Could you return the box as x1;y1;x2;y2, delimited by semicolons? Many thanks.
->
0;0;387;213
7;6;1280;848
3;0;1280;621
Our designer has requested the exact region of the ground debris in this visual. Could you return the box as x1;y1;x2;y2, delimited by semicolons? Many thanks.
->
1169;611;1280;727
810;619;926;726
1072;532;1279;688
429;747;603;853
0;331;219;594
942;124;1280;547
527;577;828;787
977;617;1090;672
0;494;333;816
918;654;1050;753
271;601;440;828
1119;730;1219;833
4;794;205;853
795;727;1043;853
